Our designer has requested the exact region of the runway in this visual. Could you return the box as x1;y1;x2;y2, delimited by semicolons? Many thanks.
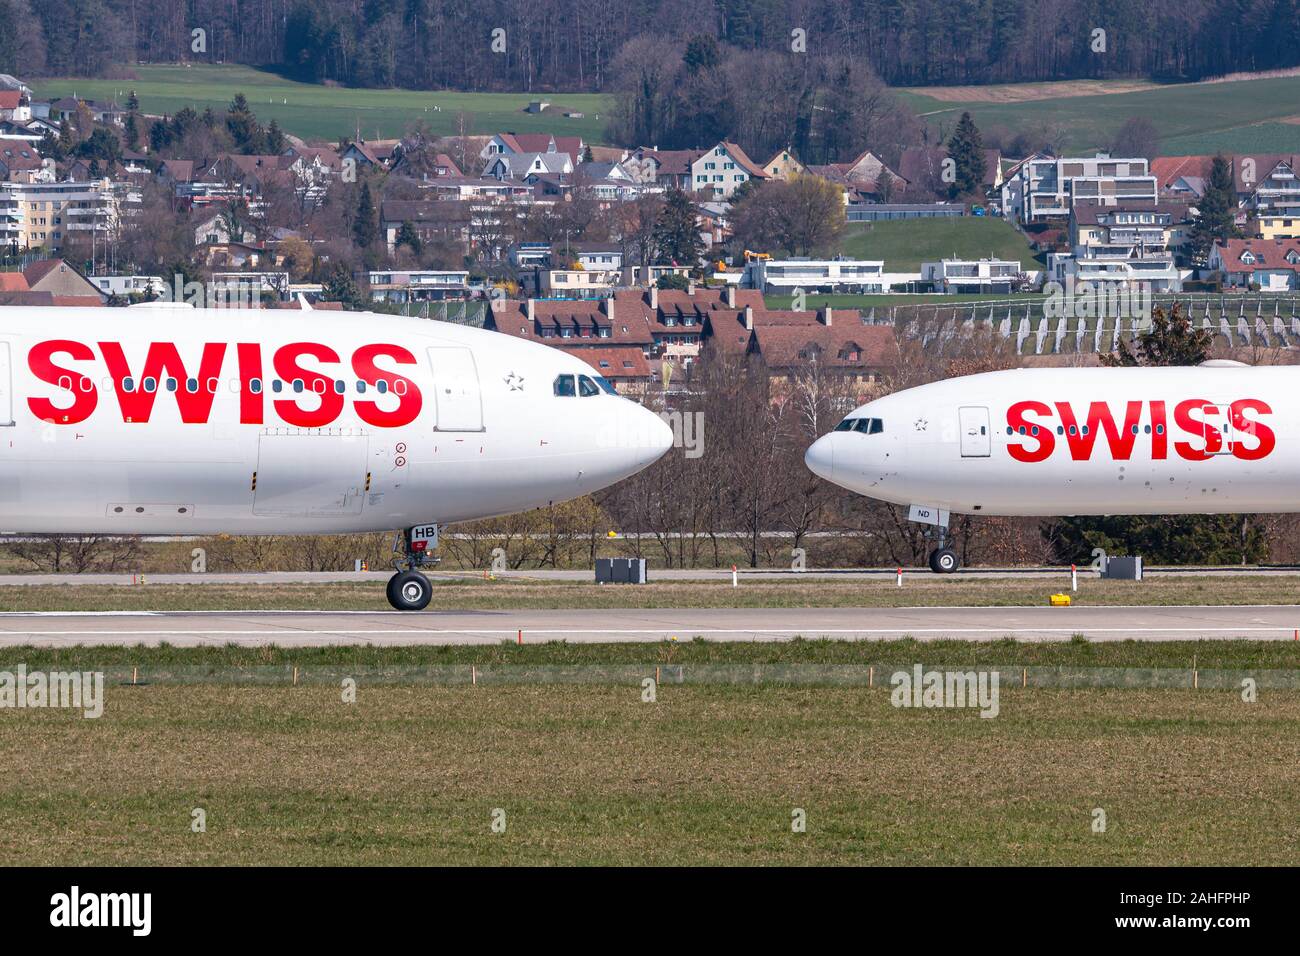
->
1;604;1298;646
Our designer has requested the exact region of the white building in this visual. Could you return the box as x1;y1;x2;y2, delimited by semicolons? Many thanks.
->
90;274;166;297
1004;154;1157;223
690;142;768;200
0;179;139;252
366;269;471;303
921;257;1023;293
744;257;886;293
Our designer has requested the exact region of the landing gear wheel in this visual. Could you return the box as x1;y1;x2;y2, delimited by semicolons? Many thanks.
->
928;548;959;574
387;570;432;611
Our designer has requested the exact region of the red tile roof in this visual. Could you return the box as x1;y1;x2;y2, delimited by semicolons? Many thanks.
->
751;323;898;370
1150;155;1216;190
0;92;21;110
556;346;653;380
0;272;29;292
1215;238;1300;272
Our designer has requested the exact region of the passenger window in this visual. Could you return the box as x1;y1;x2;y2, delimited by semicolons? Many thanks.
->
122;376;135;393
143;376;157;393
554;374;576;397
186;377;198;393
356;380;367;394
272;380;283;394
377;380;389;394
250;378;262;394
578;375;600;397
292;379;304;393
334;380;345;394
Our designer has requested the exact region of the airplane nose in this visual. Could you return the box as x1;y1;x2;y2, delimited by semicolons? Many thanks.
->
639;404;675;463
805;433;835;480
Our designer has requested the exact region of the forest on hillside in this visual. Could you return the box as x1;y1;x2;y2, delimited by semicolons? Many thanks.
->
2;0;1299;92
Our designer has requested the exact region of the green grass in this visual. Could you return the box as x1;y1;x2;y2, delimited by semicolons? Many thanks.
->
32;64;614;144
764;292;1045;309
6;637;1296;671
0;573;1283;610
835;217;1041;271
1;681;1295;864
0;573;1298;611
900;74;1300;155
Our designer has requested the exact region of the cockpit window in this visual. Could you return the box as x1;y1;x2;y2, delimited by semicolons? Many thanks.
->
578;375;601;397
834;417;884;434
593;376;617;395
554;374;576;397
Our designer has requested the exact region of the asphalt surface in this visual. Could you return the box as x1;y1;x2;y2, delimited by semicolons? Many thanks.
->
1;605;1298;646
1;566;1299;586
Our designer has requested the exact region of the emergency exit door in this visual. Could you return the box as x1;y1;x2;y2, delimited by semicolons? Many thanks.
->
0;343;12;426
959;406;991;457
427;347;484;432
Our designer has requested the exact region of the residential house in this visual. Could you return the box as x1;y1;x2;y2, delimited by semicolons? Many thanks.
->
482;150;573;182
1151;155;1215;201
625;148;701;190
1005;154;1157;223
480;133;585;169
1210;238;1300;291
762;148;804;180
0;143;50;183
23;258;106;299
921;258;1023;293
690;142;768;199
0;90;31;123
365;269;471;302
342;139;402;171
744;257;886;293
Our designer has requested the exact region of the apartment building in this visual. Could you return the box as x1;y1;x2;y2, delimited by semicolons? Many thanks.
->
1005;155;1157;223
0;179;137;252
744;257;886;293
920;257;1023;293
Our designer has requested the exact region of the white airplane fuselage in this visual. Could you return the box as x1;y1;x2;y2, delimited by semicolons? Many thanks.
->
0;306;673;535
805;366;1294;517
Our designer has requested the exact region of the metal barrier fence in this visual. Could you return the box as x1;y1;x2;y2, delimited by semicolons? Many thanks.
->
87;663;1300;689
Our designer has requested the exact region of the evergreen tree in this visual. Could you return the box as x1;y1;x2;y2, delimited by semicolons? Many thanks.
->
264;119;287;154
1188;154;1240;268
353;182;378;249
652;188;703;268
324;263;364;310
945;111;987;199
395;220;422;255
226;93;262;152
1101;302;1214;367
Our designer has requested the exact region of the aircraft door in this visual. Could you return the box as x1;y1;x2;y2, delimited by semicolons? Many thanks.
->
253;428;369;516
1202;403;1234;455
958;406;991;458
0;342;12;426
427;347;484;432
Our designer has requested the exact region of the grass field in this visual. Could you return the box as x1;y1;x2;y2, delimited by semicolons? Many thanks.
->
32;64;1300;158
836;217;1041;271
901;74;1300;155
1;671;1295;864
32;64;613;144
0;572;1298;611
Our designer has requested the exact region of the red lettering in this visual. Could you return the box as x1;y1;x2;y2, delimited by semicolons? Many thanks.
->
1055;400;1142;461
98;341;227;424
1174;398;1215;460
236;343;263;425
1150;400;1167;459
1231;399;1275;461
1006;400;1055;462
27;339;98;424
272;342;344;427
351;344;422;428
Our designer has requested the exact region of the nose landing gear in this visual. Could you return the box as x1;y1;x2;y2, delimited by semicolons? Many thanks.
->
928;546;959;574
386;527;440;611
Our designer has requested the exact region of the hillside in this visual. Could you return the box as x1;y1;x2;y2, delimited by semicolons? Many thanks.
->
901;73;1300;155
33;65;614;145
836;218;1040;272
